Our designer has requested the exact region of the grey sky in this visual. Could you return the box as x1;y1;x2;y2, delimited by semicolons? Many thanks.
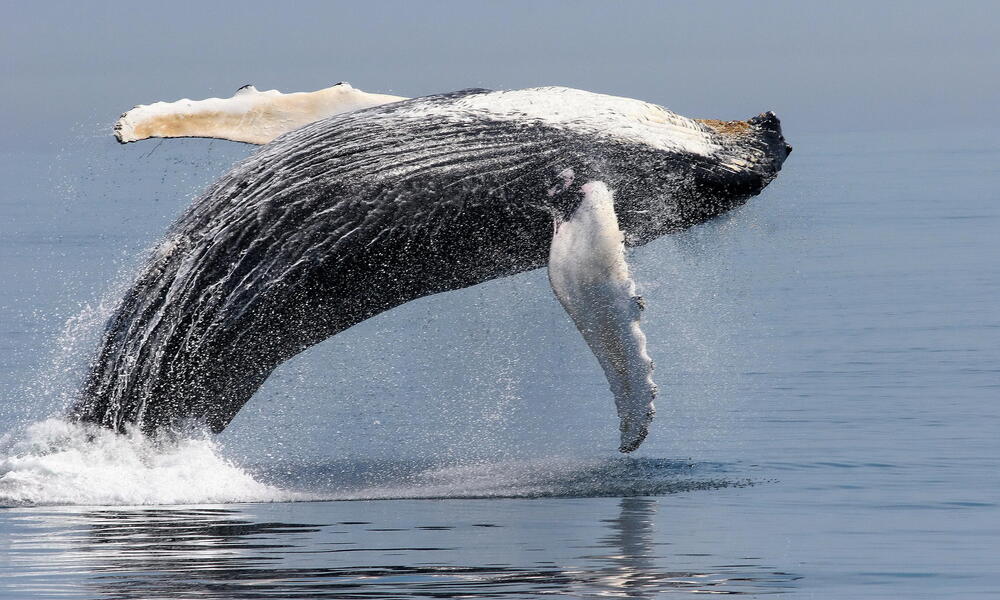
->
3;0;998;147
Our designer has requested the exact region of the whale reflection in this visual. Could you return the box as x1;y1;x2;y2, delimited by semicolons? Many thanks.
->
578;497;661;597
3;497;799;598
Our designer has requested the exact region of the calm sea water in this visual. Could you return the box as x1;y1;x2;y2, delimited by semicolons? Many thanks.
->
0;126;997;598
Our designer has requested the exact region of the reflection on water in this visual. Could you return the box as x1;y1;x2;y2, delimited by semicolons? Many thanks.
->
1;499;799;599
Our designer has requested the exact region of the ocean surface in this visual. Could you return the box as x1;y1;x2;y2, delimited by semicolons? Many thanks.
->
0;125;997;598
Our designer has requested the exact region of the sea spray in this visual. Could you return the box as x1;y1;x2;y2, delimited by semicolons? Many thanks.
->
256;455;746;501
0;418;300;506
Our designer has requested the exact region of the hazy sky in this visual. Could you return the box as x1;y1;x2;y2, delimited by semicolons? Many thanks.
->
3;0;998;147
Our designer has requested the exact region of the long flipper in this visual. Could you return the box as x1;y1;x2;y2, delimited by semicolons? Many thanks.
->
114;83;406;145
548;181;657;452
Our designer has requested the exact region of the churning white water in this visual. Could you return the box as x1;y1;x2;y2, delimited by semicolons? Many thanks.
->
0;416;741;506
0;418;299;506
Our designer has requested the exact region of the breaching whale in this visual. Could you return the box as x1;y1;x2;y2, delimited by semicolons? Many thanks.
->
72;83;791;452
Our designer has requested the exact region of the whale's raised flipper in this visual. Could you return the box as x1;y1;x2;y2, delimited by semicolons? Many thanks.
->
548;181;657;453
114;83;406;145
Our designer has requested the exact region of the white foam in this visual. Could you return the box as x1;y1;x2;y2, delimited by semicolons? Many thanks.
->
0;418;301;507
0;419;736;505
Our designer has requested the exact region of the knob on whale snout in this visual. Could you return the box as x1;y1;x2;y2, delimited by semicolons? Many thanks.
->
750;111;792;157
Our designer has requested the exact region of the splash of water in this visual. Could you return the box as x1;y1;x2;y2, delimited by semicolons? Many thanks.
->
0;416;747;507
0;418;300;507
338;457;745;500
252;454;747;501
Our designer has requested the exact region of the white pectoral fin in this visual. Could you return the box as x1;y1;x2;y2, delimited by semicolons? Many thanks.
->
114;83;407;145
548;181;657;453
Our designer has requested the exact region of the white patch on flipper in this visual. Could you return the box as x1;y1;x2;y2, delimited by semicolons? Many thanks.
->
548;181;657;453
114;83;406;145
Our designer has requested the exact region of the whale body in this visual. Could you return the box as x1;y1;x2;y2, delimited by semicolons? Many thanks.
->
73;85;791;452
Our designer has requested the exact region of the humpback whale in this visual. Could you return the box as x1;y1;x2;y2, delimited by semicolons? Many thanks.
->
72;83;791;452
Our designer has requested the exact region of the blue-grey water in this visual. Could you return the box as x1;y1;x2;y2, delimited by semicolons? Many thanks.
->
0;126;997;598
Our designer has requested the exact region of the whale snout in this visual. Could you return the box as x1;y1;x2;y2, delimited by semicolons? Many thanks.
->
749;110;792;165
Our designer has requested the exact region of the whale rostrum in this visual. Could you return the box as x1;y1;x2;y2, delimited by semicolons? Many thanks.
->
76;84;792;452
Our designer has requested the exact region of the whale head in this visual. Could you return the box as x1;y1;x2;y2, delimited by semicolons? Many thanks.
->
619;110;792;247
697;110;792;172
